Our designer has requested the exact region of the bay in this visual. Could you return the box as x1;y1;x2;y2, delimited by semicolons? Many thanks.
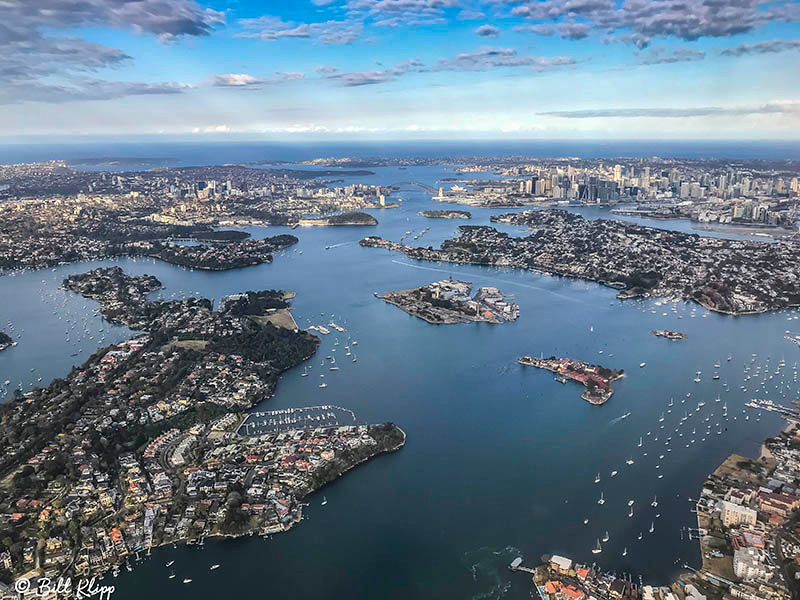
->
0;155;798;600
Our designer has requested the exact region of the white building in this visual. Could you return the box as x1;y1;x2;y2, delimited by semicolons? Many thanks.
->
733;547;770;582
720;500;758;527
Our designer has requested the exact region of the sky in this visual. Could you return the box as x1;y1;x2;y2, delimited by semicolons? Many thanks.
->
1;0;800;140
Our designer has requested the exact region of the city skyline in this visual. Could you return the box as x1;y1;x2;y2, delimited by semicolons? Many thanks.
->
2;0;800;140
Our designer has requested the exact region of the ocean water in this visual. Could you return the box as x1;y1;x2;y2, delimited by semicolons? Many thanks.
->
0;152;799;599
2;139;800;167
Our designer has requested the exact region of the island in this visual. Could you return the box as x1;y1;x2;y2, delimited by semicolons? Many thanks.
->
360;209;800;315
651;329;688;340
518;356;624;404
297;211;378;227
418;209;472;219
376;279;519;324
0;267;403;584
0;332;12;352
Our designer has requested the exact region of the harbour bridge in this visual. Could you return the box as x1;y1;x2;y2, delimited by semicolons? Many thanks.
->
389;181;438;193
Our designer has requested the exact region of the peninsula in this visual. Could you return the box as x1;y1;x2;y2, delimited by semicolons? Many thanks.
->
518;356;624;404
376;279;519;324
127;234;298;271
360;209;800;315
0;267;403;584
418;209;472;219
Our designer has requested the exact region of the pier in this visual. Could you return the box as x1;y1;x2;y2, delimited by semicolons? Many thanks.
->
509;558;537;575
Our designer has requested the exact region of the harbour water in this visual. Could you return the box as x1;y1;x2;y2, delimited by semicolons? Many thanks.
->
1;144;799;599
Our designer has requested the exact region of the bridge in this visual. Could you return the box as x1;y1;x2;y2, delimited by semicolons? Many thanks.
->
389;181;438;193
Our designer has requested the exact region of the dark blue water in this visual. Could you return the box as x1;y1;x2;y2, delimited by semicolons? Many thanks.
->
2;139;800;167
1;158;799;600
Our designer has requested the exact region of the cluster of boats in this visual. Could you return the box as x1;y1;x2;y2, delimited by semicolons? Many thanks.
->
399;227;430;242
240;405;358;435
303;316;359;389
162;559;220;584
582;348;800;559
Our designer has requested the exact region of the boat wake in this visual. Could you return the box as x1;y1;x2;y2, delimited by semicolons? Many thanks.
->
608;413;631;426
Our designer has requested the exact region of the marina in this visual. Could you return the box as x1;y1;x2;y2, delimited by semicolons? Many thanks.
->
238;405;358;436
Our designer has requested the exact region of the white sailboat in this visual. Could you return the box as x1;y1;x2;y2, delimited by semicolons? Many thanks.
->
598;491;605;505
592;539;602;554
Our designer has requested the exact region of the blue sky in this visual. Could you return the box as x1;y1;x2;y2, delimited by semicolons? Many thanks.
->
2;0;800;139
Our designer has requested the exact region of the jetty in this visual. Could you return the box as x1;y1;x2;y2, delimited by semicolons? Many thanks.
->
509;558;537;575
